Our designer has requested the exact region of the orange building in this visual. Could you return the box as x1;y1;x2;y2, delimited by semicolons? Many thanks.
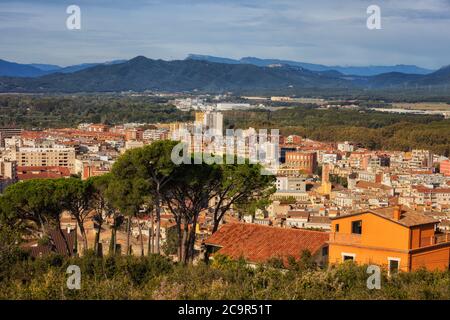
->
285;151;317;174
195;111;205;124
317;163;332;195
440;159;450;177
329;206;450;273
125;128;144;141
81;164;110;180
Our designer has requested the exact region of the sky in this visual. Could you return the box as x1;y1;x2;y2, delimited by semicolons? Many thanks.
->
0;0;450;69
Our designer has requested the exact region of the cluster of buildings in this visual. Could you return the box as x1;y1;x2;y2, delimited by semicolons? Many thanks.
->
206;205;450;272
252;136;450;230
0;123;171;186
173;97;262;112
2;111;450;272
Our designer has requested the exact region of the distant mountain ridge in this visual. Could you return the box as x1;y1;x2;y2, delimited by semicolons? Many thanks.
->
29;64;62;72
1;55;435;78
0;59;48;77
186;54;434;76
0;56;449;94
0;59;127;77
0;56;352;93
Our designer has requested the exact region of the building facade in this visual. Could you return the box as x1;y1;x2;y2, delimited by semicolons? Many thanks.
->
14;147;76;173
285;151;317;174
329;206;450;272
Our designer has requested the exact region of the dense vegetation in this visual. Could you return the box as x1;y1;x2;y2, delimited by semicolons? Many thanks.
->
225;107;450;156
0;95;190;128
0;251;449;300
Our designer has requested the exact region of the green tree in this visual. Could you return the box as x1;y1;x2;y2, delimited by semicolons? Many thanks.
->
164;162;221;264
161;226;178;256
0;180;73;255
134;141;179;255
1;180;60;237
211;159;276;233
54;178;93;252
89;174;115;256
105;176;149;256
110;141;179;255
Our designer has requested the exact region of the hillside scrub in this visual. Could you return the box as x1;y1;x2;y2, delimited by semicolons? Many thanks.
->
0;251;449;300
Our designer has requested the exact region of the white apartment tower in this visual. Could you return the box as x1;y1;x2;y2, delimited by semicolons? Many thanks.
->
203;111;223;135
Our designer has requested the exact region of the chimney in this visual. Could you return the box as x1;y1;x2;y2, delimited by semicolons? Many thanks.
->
393;205;402;221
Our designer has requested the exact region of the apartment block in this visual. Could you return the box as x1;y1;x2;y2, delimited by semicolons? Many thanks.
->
412;186;450;209
15;147;76;173
0;127;23;147
0;159;17;179
203;111;223;134
275;176;306;192
285;151;317;174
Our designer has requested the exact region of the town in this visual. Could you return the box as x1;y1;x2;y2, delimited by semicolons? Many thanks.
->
3;0;450;310
1;96;449;276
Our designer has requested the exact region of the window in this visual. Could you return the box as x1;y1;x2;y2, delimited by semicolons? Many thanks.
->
342;253;355;262
343;256;353;261
335;224;340;232
322;246;329;256
351;220;362;234
388;258;400;275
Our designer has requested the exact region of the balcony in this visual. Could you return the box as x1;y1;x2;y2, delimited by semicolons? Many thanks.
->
329;232;362;244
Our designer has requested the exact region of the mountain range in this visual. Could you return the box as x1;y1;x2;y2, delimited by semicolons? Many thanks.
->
0;59;127;78
0;56;449;94
0;55;435;78
186;54;434;76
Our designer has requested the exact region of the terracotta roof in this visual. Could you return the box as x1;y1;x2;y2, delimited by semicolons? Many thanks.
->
17;166;71;180
205;223;328;264
413;186;450;194
18;173;71;180
355;181;392;191
287;211;309;219
27;229;76;258
21;131;48;139
17;166;70;172
332;206;438;228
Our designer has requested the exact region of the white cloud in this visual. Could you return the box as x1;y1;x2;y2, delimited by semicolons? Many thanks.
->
0;0;448;68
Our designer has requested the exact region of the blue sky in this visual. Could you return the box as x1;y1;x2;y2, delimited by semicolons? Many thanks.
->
1;0;450;68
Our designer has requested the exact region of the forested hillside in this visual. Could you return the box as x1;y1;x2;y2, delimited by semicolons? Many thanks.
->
225;107;450;156
1;95;449;156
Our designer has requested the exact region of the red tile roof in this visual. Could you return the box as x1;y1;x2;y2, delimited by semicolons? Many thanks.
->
333;206;438;228
205;223;328;264
26;229;76;258
287;211;310;219
355;180;392;191
17;166;71;180
413;186;450;194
